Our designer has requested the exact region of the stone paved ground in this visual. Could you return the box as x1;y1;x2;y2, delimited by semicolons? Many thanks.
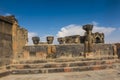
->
0;69;120;80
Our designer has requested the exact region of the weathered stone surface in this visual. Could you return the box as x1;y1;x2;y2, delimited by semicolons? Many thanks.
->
10;64;114;74
0;16;13;66
10;59;118;69
0;15;28;68
93;32;104;43
57;37;65;44
11;17;28;60
64;35;80;44
23;45;48;59
32;37;40;45
46;36;54;44
0;15;16;24
22;43;115;59
55;44;84;58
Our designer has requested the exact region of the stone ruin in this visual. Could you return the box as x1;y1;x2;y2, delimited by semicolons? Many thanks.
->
32;28;104;45
57;25;104;45
0;15;120;77
13;24;119;75
23;24;106;59
31;25;104;46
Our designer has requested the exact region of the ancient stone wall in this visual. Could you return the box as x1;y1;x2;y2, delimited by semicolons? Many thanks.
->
11;17;28;60
55;44;84;58
22;44;114;59
0;16;13;66
55;44;114;58
0;15;28;66
23;44;84;59
23;45;48;59
92;44;114;56
15;27;28;58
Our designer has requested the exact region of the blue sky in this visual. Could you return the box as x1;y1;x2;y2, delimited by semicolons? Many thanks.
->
0;0;120;44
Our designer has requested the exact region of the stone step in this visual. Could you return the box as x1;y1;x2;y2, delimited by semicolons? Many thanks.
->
18;56;118;64
11;59;118;69
112;63;120;69
11;64;113;74
10;56;120;74
0;71;11;78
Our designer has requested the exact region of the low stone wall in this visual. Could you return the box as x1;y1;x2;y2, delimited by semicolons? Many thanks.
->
23;44;115;59
92;44;114;56
55;44;84;58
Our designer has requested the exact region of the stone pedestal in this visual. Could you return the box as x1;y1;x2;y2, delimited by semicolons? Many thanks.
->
57;37;65;44
32;37;40;45
46;36;54;44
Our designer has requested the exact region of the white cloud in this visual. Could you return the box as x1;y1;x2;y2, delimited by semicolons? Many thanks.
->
56;22;116;43
28;32;38;45
93;26;116;35
57;23;116;37
57;24;85;37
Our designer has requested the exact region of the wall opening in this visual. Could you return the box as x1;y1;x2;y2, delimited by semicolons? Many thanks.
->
95;37;101;43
